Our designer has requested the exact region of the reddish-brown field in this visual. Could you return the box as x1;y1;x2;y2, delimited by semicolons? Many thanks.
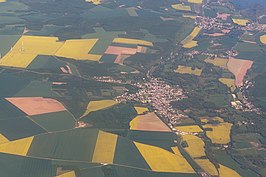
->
52;82;66;85
205;33;225;37
130;112;171;132
216;13;230;20
114;54;131;64
60;67;68;74
6;97;66;116
222;29;231;34
66;65;72;74
227;58;253;87
105;46;137;55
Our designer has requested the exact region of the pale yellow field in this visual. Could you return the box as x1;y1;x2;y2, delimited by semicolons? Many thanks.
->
232;18;249;26
56;171;76;177
219;78;236;92
181;27;201;48
182;27;201;43
171;4;191;11
201;116;224;124
171;146;183;157
85;0;101;5
134;142;195;173
0;136;33;156
183;40;198;48
200;118;209;123
188;0;203;4
0;0;6;2
195;159;218;176
130;112;171;132
204;122;232;144
219;164;241;177
171;147;195;172
82;100;118;117
113;38;153;47
205;58;228;69
182;134;205;158
183;14;197;19
92;131;118;164
190;27;202;37
175;125;203;133
175;65;202;76
134;106;149;114
0;134;9;144
211;116;224;123
55;39;101;61
260;35;266;44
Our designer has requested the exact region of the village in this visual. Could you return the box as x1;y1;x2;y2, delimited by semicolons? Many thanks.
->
196;13;266;32
115;77;188;124
93;75;189;125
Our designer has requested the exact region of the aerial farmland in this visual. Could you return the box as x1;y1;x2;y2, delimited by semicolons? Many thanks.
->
0;0;265;177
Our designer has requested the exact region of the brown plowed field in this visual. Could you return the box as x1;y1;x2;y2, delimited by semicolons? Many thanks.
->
6;97;66;116
227;58;253;87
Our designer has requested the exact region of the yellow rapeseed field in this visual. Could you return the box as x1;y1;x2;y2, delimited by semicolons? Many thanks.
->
195;159;218;176
219;164;241;177
219;78;236;92
0;36;63;68
10;36;63;55
182;134;219;176
188;0;203;4
0;134;9;144
134;142;195;173
171;4;191;11
85;0;101;5
0;35;101;68
113;38;153;47
55;39;102;61
183;40;198;48
181;27;201;48
129;117;139;129
182;134;205;158
232;18;249;26
183;14;197;19
171;146;183;156
201;116;225;124
182;27;201;42
0;136;33;156
92;131;118;164
134;106;149;114
175;65;202;76
56;171;76;177
204;58;228;69
82;100;118;117
204;122;232;144
211;116;224;123
200;118;209;123
175;125;203;133
260;35;266;44
171;147;195;172
187;27;201;38
0;53;37;68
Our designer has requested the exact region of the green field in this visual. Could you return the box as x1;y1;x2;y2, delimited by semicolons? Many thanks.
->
31;111;76;132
